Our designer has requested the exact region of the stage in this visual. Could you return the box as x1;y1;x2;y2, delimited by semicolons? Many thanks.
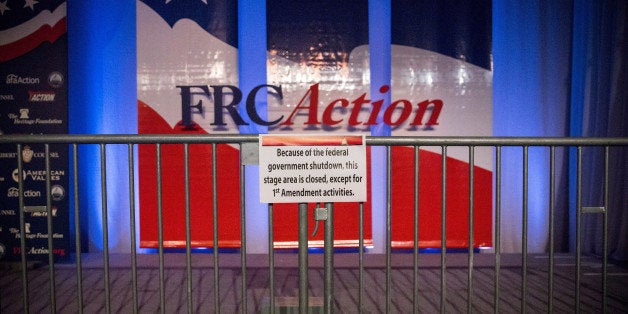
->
2;253;627;313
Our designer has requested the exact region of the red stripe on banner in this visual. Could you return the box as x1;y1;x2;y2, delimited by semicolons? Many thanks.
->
138;101;373;249
272;147;373;249
138;100;242;248
261;135;363;146
0;17;67;63
391;146;493;249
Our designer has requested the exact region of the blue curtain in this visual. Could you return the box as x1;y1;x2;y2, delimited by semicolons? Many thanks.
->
494;0;626;257
67;1;137;252
571;0;627;261
493;1;573;253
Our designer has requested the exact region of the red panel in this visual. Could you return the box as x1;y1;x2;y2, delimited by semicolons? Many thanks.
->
272;149;373;248
138;101;241;248
138;100;373;249
391;146;492;248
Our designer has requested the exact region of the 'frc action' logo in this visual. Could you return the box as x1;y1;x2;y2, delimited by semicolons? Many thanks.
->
6;74;39;85
176;84;442;129
7;187;41;198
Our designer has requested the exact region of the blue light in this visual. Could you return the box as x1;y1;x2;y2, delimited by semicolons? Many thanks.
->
238;0;270;254
493;1;574;252
68;0;137;251
368;0;391;254
368;0;391;137
238;0;268;135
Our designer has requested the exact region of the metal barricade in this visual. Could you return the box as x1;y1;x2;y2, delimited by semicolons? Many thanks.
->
0;134;626;313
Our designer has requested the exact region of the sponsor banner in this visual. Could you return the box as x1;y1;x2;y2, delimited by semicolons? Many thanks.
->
137;1;491;249
0;146;70;261
137;0;373;249
0;1;69;261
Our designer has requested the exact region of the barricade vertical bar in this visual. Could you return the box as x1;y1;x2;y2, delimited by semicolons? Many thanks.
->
521;146;528;313
298;202;309;314
602;146;609;313
100;143;111;314
73;144;84;314
45;144;57;313
413;146;420;314
17;144;29;314
183;144;193;314
324;202;334;314
386;146;392;314
127;144;138;314
467;146;474;314
156;143;166;314
239;145;248;314
268;203;275;312
358;201;364;314
440;146;447;314
494;146;501;313
212;143;220;314
575;146;582;313
548;146;555;312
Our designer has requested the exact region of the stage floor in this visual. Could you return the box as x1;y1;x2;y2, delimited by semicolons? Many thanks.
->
2;253;627;313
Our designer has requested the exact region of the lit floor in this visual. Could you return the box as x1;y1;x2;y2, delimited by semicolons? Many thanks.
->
2;253;627;313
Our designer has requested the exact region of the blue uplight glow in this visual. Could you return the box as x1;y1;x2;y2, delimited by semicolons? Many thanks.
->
68;0;137;251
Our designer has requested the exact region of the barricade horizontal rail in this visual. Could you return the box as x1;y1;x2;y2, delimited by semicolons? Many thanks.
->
0;134;626;313
1;133;627;146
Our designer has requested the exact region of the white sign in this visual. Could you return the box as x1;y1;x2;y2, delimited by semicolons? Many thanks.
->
259;134;367;203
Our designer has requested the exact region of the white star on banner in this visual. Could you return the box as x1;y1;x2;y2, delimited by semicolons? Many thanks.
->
0;1;10;15
23;0;38;10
